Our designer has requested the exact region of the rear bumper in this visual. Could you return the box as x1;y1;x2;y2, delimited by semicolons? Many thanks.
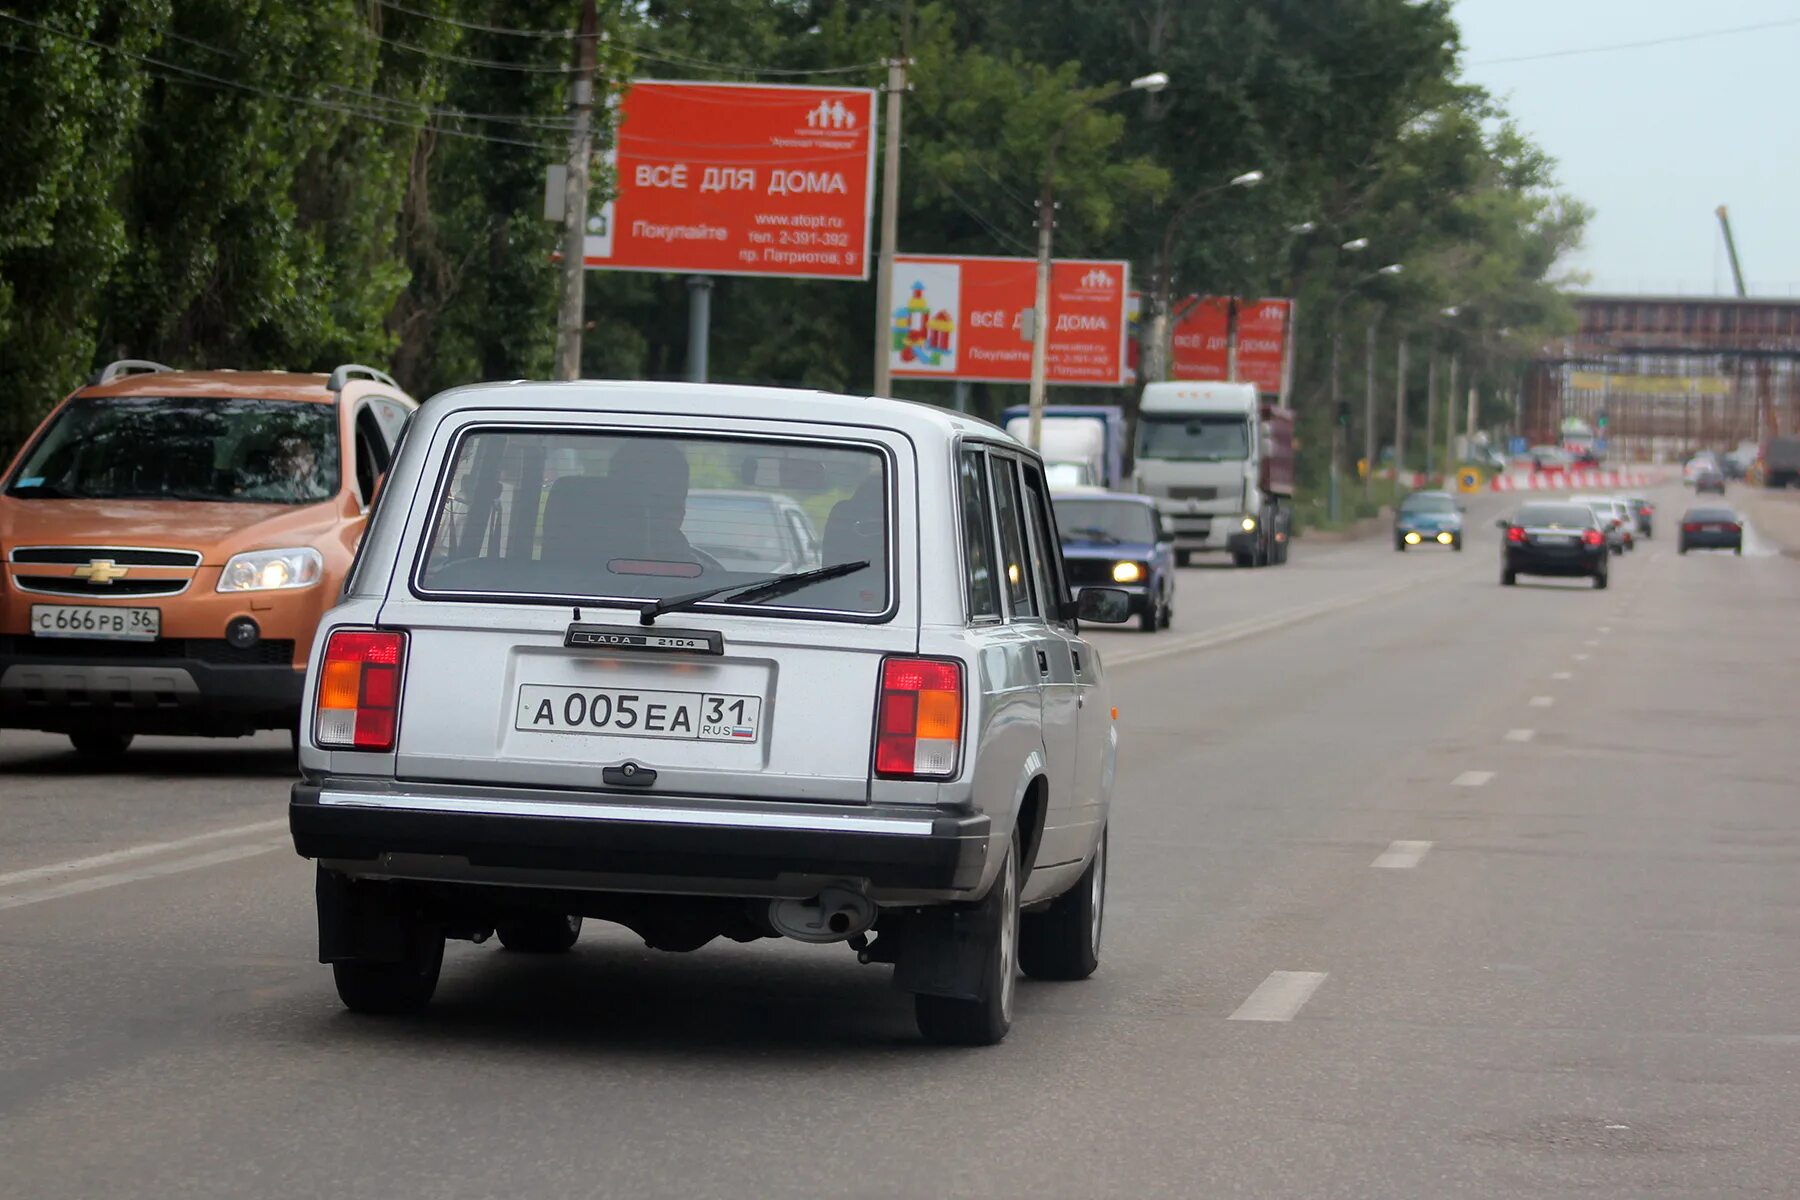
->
1504;548;1606;576
1679;532;1741;548
290;780;992;903
0;643;302;734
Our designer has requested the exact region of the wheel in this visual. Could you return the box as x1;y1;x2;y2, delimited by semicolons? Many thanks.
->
1020;826;1105;981
69;728;133;760
496;913;582;953
1678;543;1688;555
1453;534;1464;552
1501;568;1517;586
1232;550;1254;568
332;925;445;1015
1394;537;1407;552
1159;596;1173;629
1175;550;1191;568
1734;543;1743;556
1610;543;1623;557
1137;602;1158;633
1594;566;1609;589
915;836;1019;1046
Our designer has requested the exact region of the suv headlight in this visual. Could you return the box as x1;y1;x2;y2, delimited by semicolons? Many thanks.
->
1111;561;1144;583
217;547;323;592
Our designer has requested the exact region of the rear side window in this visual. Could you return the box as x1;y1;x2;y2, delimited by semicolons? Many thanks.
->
1019;463;1070;622
417;428;889;617
958;449;1001;620
990;456;1037;618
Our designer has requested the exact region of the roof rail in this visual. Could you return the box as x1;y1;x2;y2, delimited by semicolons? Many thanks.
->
94;359;174;386
327;364;399;392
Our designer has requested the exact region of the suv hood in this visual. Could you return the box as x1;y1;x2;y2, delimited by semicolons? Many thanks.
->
0;497;348;564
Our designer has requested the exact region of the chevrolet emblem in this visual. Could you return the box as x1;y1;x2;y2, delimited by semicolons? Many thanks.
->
73;559;129;585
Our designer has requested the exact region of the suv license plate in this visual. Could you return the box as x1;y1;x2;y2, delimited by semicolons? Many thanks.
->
30;604;160;641
516;684;761;743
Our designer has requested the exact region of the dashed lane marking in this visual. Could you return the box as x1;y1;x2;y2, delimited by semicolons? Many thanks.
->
1552;671;1573;680
1574;653;1590;661
1372;840;1434;869
1505;728;1535;742
1530;695;1556;707
1453;770;1495;787
0;819;286;888
1229;971;1329;1022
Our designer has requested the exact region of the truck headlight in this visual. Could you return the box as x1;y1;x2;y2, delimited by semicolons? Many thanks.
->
1240;515;1257;532
1112;561;1144;583
217;547;323;592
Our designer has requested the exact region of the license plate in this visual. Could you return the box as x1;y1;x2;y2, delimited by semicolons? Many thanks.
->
1537;535;1575;546
30;604;160;641
516;684;762;743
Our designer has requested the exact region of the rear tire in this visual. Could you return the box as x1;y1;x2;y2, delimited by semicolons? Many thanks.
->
69;728;133;760
332;926;445;1015
1175;550;1191;568
497;914;582;953
1020;827;1105;981
1678;543;1688;555
1594;566;1609;590
1501;568;1517;586
915;836;1019;1047
1734;543;1743;556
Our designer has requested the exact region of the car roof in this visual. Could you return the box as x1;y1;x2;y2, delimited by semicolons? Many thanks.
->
1051;491;1157;507
424;380;1012;445
1401;490;1454;501
1683;506;1736;518
78;370;340;404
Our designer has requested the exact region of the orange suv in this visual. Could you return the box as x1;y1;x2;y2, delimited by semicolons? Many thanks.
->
0;360;416;757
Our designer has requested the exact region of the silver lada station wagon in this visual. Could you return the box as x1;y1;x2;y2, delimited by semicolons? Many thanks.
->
289;381;1130;1045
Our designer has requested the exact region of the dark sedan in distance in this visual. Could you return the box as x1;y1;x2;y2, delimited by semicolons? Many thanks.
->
1054;493;1176;632
1678;506;1743;555
1498;501;1610;589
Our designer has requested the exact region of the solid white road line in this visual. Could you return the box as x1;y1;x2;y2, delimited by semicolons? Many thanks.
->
1453;770;1495;787
0;839;286;913
0;818;287;889
1583;639;1600;647
1372;840;1433;869
1505;728;1536;743
1598;626;1613;633
1574;653;1590;661
1230;971;1329;1022
1552;671;1573;680
1530;695;1555;707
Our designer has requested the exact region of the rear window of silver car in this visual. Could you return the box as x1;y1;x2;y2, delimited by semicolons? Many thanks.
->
415;428;890;616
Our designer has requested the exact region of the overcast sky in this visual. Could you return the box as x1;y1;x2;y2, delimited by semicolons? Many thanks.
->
1453;0;1800;297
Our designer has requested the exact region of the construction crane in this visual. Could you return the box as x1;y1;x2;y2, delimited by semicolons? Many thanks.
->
1716;205;1747;297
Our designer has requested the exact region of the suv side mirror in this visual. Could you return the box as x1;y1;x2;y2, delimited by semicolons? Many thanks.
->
1075;588;1132;624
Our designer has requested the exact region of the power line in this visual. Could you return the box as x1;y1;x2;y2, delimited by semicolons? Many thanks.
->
908;147;1036;256
0;14;560;150
1469;17;1800;67
375;0;569;39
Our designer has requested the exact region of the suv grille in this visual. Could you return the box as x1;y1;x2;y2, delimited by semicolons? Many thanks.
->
9;547;202;567
1065;559;1120;586
14;576;189;597
0;636;295;666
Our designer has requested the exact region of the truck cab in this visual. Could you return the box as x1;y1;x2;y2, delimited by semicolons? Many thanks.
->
1132;382;1293;567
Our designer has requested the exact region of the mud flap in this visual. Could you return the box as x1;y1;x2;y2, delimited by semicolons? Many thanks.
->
890;905;991;1001
315;866;422;964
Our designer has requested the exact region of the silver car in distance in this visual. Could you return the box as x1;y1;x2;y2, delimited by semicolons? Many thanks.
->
289;381;1130;1045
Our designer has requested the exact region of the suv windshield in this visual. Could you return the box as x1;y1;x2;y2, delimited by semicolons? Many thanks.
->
1135;414;1249;461
418;429;887;615
6;396;338;504
1054;498;1158;544
1401;493;1457;514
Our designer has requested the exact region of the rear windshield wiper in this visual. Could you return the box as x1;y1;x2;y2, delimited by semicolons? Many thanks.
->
636;559;870;625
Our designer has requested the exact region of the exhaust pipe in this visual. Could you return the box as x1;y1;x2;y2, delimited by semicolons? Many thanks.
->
767;886;876;944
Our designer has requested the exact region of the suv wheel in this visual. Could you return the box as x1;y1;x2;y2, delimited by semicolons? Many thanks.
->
1020;826;1105;981
497;914;583;953
915;836;1019;1046
332;925;445;1015
69;728;133;760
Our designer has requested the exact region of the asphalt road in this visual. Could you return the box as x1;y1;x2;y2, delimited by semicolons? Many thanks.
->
4;480;1797;1198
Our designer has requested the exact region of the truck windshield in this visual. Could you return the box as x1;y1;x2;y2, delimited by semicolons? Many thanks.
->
1136;414;1249;461
5;396;339;503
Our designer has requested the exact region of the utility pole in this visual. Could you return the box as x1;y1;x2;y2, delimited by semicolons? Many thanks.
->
554;0;599;382
1329;325;1343;523
870;52;908;396
1465;376;1479;447
1445;353;1460;480
1362;312;1380;499
1424;351;1438;480
1225;296;1241;382
1392;334;1408;489
1027;159;1056;450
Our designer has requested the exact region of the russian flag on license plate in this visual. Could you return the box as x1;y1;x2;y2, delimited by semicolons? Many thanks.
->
730;727;755;740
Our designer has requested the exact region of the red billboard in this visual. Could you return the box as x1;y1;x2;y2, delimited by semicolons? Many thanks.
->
1170;296;1295;395
888;255;1130;386
583;81;876;279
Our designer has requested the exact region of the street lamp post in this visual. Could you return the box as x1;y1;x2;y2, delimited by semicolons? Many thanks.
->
1028;71;1168;451
1141;169;1264;387
1326;262;1401;520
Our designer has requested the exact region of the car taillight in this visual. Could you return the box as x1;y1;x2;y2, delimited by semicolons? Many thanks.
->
315;630;406;750
1682;523;1700;533
874;656;963;779
1728;523;1741;533
1639;507;1652;516
1581;529;1604;546
1506;526;1525;543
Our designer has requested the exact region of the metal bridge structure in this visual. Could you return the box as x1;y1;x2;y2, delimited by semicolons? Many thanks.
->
1525;295;1800;460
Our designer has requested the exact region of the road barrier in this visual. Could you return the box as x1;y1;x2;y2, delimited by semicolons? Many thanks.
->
1488;468;1666;492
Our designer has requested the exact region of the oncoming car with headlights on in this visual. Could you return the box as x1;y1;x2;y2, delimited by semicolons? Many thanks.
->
1053;492;1175;632
1393;490;1464;551
0;360;415;757
288;381;1133;1046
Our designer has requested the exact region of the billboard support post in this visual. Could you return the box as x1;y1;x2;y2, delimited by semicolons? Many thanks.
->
686;275;713;383
871;57;907;397
555;0;599;381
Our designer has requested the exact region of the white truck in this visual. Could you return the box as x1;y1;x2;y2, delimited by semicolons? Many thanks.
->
1133;381;1295;567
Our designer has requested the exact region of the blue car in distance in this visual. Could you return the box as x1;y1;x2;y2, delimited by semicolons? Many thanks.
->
1394;490;1465;552
1053;492;1176;632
